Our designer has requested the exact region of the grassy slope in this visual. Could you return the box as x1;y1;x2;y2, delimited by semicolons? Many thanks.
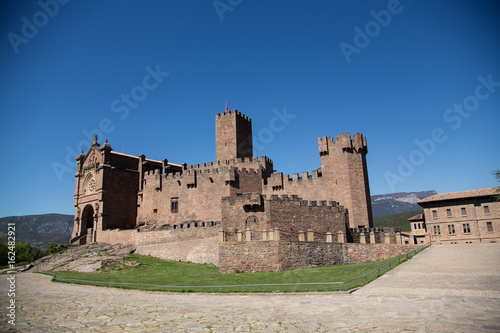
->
47;252;421;292
373;210;423;232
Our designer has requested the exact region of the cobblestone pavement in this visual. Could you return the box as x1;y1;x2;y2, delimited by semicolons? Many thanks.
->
1;244;499;332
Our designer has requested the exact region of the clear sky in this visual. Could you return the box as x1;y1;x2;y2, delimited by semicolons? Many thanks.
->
1;0;499;217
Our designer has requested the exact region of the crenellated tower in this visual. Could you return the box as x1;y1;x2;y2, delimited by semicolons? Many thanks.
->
216;110;253;161
318;132;373;228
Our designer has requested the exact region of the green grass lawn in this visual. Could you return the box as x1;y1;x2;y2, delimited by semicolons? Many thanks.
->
44;248;425;293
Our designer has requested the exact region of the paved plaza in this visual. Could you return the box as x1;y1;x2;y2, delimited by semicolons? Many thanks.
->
1;244;499;332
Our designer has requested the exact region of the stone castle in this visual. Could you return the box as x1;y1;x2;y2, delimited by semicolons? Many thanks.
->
71;109;417;273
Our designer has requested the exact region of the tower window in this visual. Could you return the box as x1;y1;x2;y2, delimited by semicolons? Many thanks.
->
171;198;178;213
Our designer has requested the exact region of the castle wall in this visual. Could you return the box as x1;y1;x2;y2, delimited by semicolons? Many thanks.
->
137;170;160;225
101;166;139;230
221;194;271;241
219;241;421;273
136;237;219;265
261;133;372;230
98;225;219;265
342;243;420;264
349;228;400;244
187;156;273;174
137;166;266;227
262;171;330;203
268;195;348;241
220;193;348;242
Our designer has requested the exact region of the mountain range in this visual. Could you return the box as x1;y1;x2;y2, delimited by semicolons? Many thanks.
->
0;213;73;250
370;190;436;218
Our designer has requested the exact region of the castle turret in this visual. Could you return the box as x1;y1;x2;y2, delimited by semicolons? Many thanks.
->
216;110;253;161
318;132;373;229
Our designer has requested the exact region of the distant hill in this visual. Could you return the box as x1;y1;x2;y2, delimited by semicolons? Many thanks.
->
0;214;73;250
373;210;423;232
370;190;436;218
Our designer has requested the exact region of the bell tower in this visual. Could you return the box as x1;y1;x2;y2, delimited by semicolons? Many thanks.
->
216;110;253;161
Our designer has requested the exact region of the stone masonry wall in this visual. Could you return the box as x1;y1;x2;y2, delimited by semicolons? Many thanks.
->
343;243;421;264
215;110;253;161
260;132;372;230
277;242;345;271
136;237;219;265
268;195;348;241
220;193;348;242
98;226;219;265
319;133;372;229
137;166;266;228
219;241;421;273
218;241;280;273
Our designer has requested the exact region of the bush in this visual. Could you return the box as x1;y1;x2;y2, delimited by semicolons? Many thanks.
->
44;242;69;256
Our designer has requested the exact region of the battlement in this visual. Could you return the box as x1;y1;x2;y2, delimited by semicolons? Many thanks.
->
263;169;324;190
265;194;346;211
215;109;251;123
187;155;273;170
145;169;161;176
222;193;348;216
350;227;400;234
287;170;322;182
143;165;265;182
143;157;271;177
318;132;367;156
348;227;400;244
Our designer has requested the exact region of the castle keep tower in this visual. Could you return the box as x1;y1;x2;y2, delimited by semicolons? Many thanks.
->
216;110;253;161
318;133;373;228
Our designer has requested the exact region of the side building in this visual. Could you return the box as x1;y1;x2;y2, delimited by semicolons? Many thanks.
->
417;188;500;244
407;214;430;245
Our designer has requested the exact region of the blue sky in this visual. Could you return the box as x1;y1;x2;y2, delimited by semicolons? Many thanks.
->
1;0;499;217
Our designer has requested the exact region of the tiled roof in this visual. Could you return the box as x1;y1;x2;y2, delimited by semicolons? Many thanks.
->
408;214;424;221
418;187;500;204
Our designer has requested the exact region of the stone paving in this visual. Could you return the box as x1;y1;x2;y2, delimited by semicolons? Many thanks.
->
1;244;499;332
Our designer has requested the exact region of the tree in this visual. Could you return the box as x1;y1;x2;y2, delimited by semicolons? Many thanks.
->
0;243;8;266
45;242;69;256
494;170;500;190
14;242;43;264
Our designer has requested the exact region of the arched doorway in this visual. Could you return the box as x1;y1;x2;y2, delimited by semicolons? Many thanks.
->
81;204;94;236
